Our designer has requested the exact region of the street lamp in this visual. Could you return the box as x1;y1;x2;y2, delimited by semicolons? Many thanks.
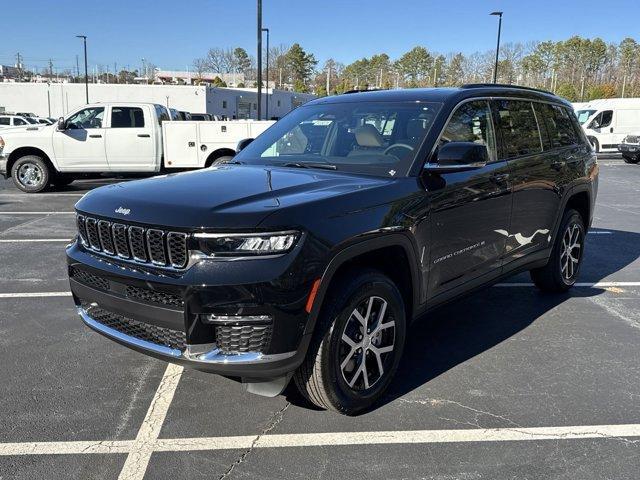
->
490;12;503;84
262;27;270;120
76;35;88;103
257;0;262;120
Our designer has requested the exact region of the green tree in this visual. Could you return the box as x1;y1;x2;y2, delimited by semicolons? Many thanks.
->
395;46;432;87
212;76;227;87
286;43;317;90
233;48;252;75
556;83;578;101
445;53;465;86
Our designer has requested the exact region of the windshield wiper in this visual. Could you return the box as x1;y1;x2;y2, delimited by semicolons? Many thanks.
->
282;162;337;171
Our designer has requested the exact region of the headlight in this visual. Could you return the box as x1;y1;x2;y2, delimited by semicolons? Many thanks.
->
193;231;300;257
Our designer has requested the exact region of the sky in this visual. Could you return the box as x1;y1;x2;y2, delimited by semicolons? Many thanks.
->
2;0;639;74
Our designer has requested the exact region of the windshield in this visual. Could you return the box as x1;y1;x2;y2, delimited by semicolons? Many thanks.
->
235;101;442;177
576;109;597;124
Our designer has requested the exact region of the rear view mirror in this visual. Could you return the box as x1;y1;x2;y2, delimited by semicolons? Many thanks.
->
425;141;489;173
57;117;66;131
236;138;254;153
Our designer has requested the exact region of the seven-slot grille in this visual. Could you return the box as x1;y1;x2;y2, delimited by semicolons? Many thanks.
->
76;214;188;269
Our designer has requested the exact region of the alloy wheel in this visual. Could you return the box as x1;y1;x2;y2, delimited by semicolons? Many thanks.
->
560;223;582;282
339;295;396;391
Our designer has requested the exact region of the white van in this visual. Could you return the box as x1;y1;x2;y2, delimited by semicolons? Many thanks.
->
575;98;640;152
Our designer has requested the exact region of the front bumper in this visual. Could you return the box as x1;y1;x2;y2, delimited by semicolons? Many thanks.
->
618;144;639;153
0;152;7;178
67;237;323;380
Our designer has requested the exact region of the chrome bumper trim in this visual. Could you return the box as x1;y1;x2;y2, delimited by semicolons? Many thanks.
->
77;307;296;365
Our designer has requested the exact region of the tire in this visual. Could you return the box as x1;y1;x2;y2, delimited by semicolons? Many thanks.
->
588;137;599;153
623;154;639;164
530;209;585;293
51;174;75;187
293;269;407;415
206;155;234;167
11;155;51;193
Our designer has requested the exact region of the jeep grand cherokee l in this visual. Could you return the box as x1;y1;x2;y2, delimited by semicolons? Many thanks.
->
67;84;598;415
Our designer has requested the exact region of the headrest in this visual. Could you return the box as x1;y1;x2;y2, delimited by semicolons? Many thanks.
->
406;119;427;140
354;124;384;148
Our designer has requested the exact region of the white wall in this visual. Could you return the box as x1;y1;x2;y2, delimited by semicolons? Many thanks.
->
0;83;316;119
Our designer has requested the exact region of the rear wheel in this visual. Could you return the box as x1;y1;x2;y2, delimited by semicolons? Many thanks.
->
11;155;51;193
294;270;406;415
530;209;585;292
206;155;234;167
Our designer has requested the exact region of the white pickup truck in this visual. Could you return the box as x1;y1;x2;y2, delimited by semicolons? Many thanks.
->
0;102;274;192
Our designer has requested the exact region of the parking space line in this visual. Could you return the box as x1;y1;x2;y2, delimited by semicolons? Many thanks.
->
494;282;640;288
117;363;183;480
0;423;639;457
0;239;71;243
0;440;132;456
0;292;72;298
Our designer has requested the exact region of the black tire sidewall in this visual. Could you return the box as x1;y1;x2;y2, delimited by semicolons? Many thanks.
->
11;156;50;193
320;273;406;413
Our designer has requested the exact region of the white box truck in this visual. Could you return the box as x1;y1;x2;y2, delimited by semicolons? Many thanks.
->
575;98;640;153
0;102;274;192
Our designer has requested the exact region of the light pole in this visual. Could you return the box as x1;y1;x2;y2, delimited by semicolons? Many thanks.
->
490;11;503;84
76;35;88;103
262;28;270;119
257;0;263;120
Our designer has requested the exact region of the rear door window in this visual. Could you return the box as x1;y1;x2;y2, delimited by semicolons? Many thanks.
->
494;100;542;158
110;107;145;128
535;103;579;149
0;117;9;125
14;118;27;126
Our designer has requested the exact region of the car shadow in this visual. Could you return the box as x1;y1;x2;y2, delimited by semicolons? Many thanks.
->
285;228;640;413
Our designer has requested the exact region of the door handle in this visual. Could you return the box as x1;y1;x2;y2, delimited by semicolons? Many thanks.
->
137;134;151;138
89;134;102;138
610;127;614;133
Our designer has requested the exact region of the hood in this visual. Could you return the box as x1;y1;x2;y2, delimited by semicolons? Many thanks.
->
0;124;51;137
76;165;393;229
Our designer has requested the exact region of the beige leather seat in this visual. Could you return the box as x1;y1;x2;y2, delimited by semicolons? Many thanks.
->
348;124;385;156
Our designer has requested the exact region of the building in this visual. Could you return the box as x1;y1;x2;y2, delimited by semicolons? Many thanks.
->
0;82;315;119
0;65;20;81
154;70;245;87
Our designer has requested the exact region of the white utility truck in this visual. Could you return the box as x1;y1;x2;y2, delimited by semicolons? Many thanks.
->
0;102;274;192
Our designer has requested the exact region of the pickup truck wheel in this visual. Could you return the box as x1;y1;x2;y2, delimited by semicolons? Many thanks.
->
11;155;51;193
530;209;585;293
208;155;234;167
294;270;406;415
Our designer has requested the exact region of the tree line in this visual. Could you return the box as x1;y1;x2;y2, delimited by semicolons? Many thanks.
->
192;36;640;101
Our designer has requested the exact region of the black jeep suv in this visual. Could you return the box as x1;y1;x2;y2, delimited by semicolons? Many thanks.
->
67;85;598;414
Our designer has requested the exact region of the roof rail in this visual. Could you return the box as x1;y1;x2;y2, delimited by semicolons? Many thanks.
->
461;83;554;96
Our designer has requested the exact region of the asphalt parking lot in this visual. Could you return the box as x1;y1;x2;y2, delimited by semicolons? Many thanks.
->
1;155;639;480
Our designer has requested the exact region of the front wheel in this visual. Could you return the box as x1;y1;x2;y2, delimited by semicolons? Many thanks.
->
623;154;639;164
530;209;585;292
11;155;51;193
294;270;406;415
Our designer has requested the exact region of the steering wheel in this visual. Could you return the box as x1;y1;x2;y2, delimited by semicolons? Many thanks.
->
383;143;414;157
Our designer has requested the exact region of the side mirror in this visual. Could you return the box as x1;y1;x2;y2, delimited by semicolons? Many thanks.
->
236;138;254;153
425;141;489;173
57;117;66;131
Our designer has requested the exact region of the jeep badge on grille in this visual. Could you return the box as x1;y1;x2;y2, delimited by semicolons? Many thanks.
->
114;207;131;216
